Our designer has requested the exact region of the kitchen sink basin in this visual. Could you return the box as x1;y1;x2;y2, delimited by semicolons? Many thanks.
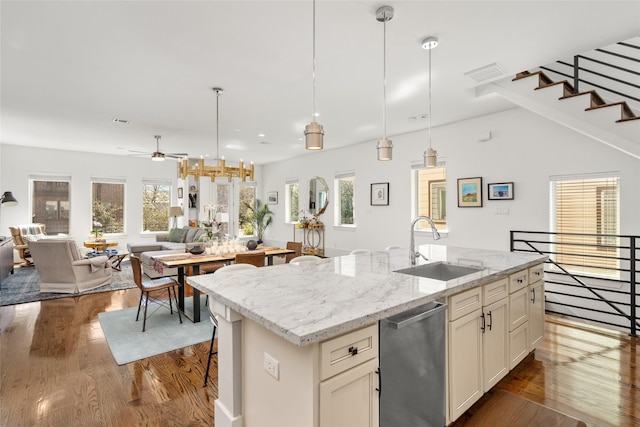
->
395;262;482;281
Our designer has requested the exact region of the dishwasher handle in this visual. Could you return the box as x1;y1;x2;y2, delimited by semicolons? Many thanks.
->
385;301;447;329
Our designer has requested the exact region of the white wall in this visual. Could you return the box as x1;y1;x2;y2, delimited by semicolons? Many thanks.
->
261;108;639;254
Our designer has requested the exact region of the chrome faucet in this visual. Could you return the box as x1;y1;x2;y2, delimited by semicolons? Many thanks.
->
410;216;441;266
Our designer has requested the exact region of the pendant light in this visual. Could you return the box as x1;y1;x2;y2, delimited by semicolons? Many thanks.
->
376;5;394;161
304;0;324;150
422;36;439;168
178;87;254;182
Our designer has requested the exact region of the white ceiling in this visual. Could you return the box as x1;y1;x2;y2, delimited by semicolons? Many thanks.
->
2;1;639;165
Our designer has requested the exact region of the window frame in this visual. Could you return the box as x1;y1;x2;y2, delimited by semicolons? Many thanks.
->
91;177;126;235
334;172;356;228
141;179;172;234
29;174;72;235
411;164;447;231
285;179;300;224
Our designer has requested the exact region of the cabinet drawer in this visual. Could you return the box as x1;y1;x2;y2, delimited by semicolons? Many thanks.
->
509;322;529;369
509;270;528;293
448;287;482;321
528;264;544;284
509;287;528;331
320;323;378;381
483;278;508;306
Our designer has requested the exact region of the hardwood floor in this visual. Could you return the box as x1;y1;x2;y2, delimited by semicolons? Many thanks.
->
1;290;637;427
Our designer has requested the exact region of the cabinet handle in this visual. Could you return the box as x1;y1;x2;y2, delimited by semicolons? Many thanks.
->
531;288;536;304
480;312;486;333
348;346;358;356
487;310;493;331
375;368;382;396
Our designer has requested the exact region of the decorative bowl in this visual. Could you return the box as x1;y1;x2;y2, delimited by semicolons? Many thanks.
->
189;246;205;255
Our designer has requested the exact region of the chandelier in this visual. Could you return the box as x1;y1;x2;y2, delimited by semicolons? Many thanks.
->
178;88;255;182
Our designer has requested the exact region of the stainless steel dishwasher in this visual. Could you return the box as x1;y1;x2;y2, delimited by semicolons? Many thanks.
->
379;301;447;427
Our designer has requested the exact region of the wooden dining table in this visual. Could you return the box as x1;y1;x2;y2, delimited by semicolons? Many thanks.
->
154;246;296;322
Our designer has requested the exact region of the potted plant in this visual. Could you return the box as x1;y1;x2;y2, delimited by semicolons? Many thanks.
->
245;199;273;243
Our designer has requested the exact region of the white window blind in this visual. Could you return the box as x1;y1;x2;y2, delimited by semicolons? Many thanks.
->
550;174;619;277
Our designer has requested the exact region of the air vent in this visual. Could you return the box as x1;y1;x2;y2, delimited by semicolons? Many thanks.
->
464;63;508;83
112;118;131;124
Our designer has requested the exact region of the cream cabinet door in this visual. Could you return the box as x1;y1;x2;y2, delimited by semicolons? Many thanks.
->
448;308;483;421
319;358;379;427
529;281;545;349
482;297;509;392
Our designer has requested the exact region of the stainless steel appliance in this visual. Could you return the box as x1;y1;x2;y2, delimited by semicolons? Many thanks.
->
379;301;447;426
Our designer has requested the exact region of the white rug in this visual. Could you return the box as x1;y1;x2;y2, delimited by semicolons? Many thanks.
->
99;297;214;365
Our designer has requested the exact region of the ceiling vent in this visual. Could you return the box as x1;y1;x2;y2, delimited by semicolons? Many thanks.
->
112;118;131;124
464;62;508;83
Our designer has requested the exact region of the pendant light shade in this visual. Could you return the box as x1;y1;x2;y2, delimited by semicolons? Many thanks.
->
422;36;439;168
376;5;394;161
305;0;324;150
305;121;324;150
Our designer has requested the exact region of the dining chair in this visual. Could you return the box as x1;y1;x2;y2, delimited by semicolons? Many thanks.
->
203;263;258;386
130;255;182;332
289;255;322;264
349;249;372;255
234;250;266;267
285;241;302;263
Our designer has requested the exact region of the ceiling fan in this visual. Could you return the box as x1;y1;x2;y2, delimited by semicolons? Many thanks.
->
129;135;188;161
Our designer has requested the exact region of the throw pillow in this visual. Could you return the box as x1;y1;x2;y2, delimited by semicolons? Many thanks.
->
167;228;187;243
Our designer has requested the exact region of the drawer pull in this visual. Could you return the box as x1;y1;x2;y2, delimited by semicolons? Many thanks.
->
531;288;536;304
480;312;486;334
348;346;358;356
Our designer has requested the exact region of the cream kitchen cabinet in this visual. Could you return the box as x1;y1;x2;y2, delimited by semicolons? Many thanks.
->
508;269;530;369
528;264;545;349
447;278;510;422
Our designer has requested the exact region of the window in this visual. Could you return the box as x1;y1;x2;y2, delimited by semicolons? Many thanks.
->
142;180;171;232
550;174;620;277
30;175;71;235
92;178;125;234
335;173;355;226
412;166;447;230
238;184;256;236
285;180;299;223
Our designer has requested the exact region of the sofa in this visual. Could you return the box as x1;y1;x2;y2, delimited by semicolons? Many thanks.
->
28;239;112;293
127;226;208;258
127;226;208;278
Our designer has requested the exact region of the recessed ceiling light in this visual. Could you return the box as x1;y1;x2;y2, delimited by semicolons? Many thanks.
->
112;118;131;124
258;133;265;137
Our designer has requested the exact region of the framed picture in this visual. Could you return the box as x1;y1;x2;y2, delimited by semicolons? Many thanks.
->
457;177;483;207
488;182;514;200
267;191;278;205
370;182;389;206
177;187;183;199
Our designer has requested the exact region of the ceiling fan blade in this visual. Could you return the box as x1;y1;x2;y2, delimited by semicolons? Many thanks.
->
128;149;153;154
166;153;189;158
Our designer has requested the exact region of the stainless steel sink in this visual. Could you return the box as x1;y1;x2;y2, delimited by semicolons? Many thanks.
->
395;262;482;281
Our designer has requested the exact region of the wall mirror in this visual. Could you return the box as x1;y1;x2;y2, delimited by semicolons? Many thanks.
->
308;176;329;216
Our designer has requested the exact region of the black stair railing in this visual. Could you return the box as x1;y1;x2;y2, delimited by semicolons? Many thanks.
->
540;40;640;104
510;230;638;337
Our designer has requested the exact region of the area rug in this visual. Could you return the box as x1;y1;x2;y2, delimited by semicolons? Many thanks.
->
0;261;136;306
98;297;213;365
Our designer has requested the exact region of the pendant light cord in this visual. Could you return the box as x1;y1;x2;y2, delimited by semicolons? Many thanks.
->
428;46;432;149
216;89;220;160
382;13;387;139
312;0;317;121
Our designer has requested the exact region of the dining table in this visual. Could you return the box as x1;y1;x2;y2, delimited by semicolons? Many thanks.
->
154;246;296;322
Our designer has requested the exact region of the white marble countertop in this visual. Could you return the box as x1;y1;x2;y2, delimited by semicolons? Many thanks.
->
187;245;546;346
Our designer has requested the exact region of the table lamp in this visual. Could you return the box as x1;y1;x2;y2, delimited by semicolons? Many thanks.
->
169;206;183;229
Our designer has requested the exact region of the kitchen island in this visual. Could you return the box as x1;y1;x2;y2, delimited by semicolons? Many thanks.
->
187;245;547;427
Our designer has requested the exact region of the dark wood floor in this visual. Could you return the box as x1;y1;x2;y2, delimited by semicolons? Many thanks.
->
1;288;637;426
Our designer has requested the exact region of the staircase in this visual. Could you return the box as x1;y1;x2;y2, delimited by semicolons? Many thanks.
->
478;37;640;159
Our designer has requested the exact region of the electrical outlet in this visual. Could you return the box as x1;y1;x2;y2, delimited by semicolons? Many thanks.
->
264;352;279;380
494;207;509;215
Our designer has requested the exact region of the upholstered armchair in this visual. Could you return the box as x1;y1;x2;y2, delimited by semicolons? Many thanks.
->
28;239;112;293
9;223;47;267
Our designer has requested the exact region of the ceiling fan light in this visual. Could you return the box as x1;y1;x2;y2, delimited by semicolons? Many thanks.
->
305;121;324;150
424;147;438;167
151;152;165;161
377;138;393;161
